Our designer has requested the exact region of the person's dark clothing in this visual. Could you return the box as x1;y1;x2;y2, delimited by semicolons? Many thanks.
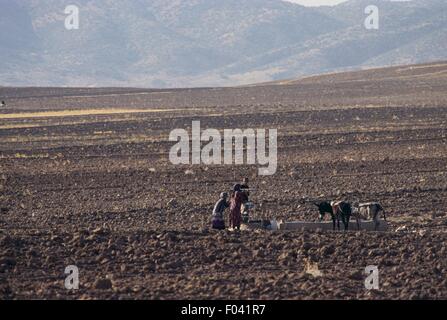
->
212;198;229;230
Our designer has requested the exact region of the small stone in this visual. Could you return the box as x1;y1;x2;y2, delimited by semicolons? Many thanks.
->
94;278;113;290
252;250;264;258
321;245;335;256
348;270;364;280
302;242;312;251
0;257;16;267
92;227;106;235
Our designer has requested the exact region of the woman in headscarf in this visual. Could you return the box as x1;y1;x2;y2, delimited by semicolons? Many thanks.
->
229;184;243;230
240;177;250;223
212;192;229;230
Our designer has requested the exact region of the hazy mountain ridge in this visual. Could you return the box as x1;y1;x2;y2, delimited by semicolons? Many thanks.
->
1;0;446;87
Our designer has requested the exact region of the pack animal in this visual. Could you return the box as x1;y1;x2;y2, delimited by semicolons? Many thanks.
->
352;202;386;230
331;201;352;230
314;201;352;231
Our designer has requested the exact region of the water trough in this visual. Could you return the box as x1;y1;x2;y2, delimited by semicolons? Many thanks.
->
244;219;388;231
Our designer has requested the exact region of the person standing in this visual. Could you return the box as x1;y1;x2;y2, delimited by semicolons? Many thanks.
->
229;184;243;230
240;177;250;200
212;192;229;230
240;177;250;223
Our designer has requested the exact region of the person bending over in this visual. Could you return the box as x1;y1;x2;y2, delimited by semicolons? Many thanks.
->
212;192;229;230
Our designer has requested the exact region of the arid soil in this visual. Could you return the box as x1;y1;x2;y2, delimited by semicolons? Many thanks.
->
1;62;447;299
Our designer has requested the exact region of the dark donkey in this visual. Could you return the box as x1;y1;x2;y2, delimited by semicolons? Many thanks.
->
314;201;352;230
332;201;352;231
314;201;336;230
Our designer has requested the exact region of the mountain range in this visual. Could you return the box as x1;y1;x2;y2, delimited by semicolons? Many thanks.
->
1;0;446;87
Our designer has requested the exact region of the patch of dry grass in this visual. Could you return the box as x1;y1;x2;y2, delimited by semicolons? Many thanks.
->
0;153;50;159
0;108;182;119
304;258;323;277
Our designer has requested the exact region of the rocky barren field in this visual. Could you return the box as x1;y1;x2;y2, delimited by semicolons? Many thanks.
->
0;62;447;299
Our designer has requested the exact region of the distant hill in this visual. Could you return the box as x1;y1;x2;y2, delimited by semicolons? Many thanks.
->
1;0;446;87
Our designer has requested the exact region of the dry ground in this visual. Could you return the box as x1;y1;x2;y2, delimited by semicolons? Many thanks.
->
1;62;447;299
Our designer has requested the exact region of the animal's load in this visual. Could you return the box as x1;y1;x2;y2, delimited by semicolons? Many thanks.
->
278;219;388;231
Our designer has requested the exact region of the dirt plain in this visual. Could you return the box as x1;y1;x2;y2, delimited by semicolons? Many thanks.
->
0;62;447;299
